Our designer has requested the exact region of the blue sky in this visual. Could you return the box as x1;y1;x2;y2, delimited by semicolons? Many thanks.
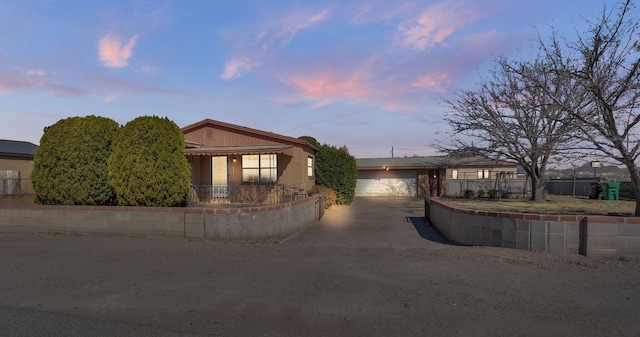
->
0;0;610;158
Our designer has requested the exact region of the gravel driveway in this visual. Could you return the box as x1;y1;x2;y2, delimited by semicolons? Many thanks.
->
0;197;638;336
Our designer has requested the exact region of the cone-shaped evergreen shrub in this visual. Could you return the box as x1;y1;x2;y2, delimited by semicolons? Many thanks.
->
108;116;191;207
32;116;119;205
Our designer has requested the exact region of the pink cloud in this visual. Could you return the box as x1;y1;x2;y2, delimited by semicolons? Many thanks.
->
220;58;253;80
0;70;89;97
411;71;451;92
399;1;483;51
0;67;180;101
291;72;371;101
98;33;138;68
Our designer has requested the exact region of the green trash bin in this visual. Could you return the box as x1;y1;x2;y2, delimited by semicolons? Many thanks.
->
600;182;620;200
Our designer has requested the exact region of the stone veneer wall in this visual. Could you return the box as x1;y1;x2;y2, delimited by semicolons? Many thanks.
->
427;197;640;257
0;195;323;241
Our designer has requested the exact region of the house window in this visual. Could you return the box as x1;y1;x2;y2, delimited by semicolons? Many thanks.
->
307;157;313;177
452;170;458;179
477;169;490;179
242;154;277;183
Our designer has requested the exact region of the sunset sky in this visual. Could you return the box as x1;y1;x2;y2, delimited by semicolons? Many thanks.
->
0;0;613;158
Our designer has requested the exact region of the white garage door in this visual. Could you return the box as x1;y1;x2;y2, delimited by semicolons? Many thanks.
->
355;170;417;197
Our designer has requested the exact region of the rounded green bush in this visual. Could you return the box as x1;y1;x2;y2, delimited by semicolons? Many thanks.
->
32;116;119;205
108;116;191;207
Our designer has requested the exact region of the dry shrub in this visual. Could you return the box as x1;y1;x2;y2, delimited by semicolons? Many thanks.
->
311;185;337;209
231;185;271;205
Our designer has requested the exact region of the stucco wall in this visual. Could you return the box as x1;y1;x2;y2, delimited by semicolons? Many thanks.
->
0;158;34;175
278;146;315;192
426;197;640;257
0;195;323;241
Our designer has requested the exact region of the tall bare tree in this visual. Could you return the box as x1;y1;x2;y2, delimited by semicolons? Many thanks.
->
442;57;581;202
538;0;640;214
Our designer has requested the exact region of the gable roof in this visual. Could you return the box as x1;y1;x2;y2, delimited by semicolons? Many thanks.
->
181;119;318;152
0;139;38;158
357;156;516;170
357;156;447;170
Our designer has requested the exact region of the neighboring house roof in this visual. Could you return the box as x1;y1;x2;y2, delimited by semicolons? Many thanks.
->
357;156;516;171
443;156;516;168
181;119;318;152
357;156;448;170
0;139;38;159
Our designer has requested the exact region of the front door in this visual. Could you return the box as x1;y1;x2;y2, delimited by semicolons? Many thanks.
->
211;156;229;197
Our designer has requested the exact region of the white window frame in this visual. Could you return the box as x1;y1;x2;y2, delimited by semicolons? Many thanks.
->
477;169;490;179
242;154;277;183
307;157;313;177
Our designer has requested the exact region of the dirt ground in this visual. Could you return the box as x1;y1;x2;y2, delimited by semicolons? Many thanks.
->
1;197;639;337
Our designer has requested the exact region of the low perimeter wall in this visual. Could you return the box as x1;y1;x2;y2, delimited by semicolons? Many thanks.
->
426;197;640;257
0;195;323;241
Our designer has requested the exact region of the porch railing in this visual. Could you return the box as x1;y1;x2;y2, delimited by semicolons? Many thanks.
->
189;183;308;206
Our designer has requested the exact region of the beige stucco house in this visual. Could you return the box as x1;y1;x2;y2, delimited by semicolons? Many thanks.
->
181;119;317;203
0;139;38;195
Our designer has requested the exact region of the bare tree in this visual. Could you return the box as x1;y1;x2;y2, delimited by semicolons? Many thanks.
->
441;57;581;202
538;0;640;214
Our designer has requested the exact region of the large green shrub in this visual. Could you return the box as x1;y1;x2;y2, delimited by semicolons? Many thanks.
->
32;116;119;205
299;136;321;149
108;116;191;207
301;136;357;205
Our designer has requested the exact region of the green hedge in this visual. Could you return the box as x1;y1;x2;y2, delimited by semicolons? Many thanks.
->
32;116;119;205
301;136;357;205
108;116;191;207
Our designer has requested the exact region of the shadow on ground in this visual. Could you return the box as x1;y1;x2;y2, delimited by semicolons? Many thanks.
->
405;216;454;245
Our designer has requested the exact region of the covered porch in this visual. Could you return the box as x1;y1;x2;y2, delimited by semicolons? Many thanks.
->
185;144;298;205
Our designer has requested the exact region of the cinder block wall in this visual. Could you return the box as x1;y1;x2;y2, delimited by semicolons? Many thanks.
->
426;198;640;256
580;216;640;257
0;195;323;241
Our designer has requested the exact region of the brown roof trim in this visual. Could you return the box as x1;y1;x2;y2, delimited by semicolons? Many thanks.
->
184;145;295;157
185;139;203;148
181;119;318;152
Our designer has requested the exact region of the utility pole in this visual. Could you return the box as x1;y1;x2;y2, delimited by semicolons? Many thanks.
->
391;146;394;158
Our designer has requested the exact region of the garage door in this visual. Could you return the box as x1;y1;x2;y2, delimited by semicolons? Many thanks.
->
355;170;417;197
